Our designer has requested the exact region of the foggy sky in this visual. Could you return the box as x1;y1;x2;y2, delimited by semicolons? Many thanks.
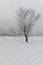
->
0;0;43;33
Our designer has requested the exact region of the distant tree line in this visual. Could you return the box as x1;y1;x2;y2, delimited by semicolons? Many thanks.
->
0;27;43;37
0;27;18;37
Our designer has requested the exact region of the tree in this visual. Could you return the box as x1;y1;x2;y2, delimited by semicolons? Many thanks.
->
15;7;40;42
7;27;16;36
0;28;7;36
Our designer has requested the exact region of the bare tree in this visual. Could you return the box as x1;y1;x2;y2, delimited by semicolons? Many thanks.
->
15;7;40;42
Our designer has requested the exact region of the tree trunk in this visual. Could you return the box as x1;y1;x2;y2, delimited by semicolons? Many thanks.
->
25;36;28;42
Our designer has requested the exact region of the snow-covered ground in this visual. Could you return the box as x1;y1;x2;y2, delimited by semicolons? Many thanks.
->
0;37;43;65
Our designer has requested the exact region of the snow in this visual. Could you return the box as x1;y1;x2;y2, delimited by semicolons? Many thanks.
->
0;37;43;65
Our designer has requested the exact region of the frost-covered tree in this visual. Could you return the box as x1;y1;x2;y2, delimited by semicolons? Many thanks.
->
15;7;40;42
7;27;16;36
0;28;7;36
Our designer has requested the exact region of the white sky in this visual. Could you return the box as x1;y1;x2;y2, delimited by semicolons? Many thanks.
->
0;0;42;20
0;0;43;33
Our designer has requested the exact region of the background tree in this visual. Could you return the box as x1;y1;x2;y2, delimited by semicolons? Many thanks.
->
7;27;17;36
0;28;7;36
15;7;40;42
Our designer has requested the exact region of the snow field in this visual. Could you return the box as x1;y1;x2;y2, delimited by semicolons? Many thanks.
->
0;37;43;65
